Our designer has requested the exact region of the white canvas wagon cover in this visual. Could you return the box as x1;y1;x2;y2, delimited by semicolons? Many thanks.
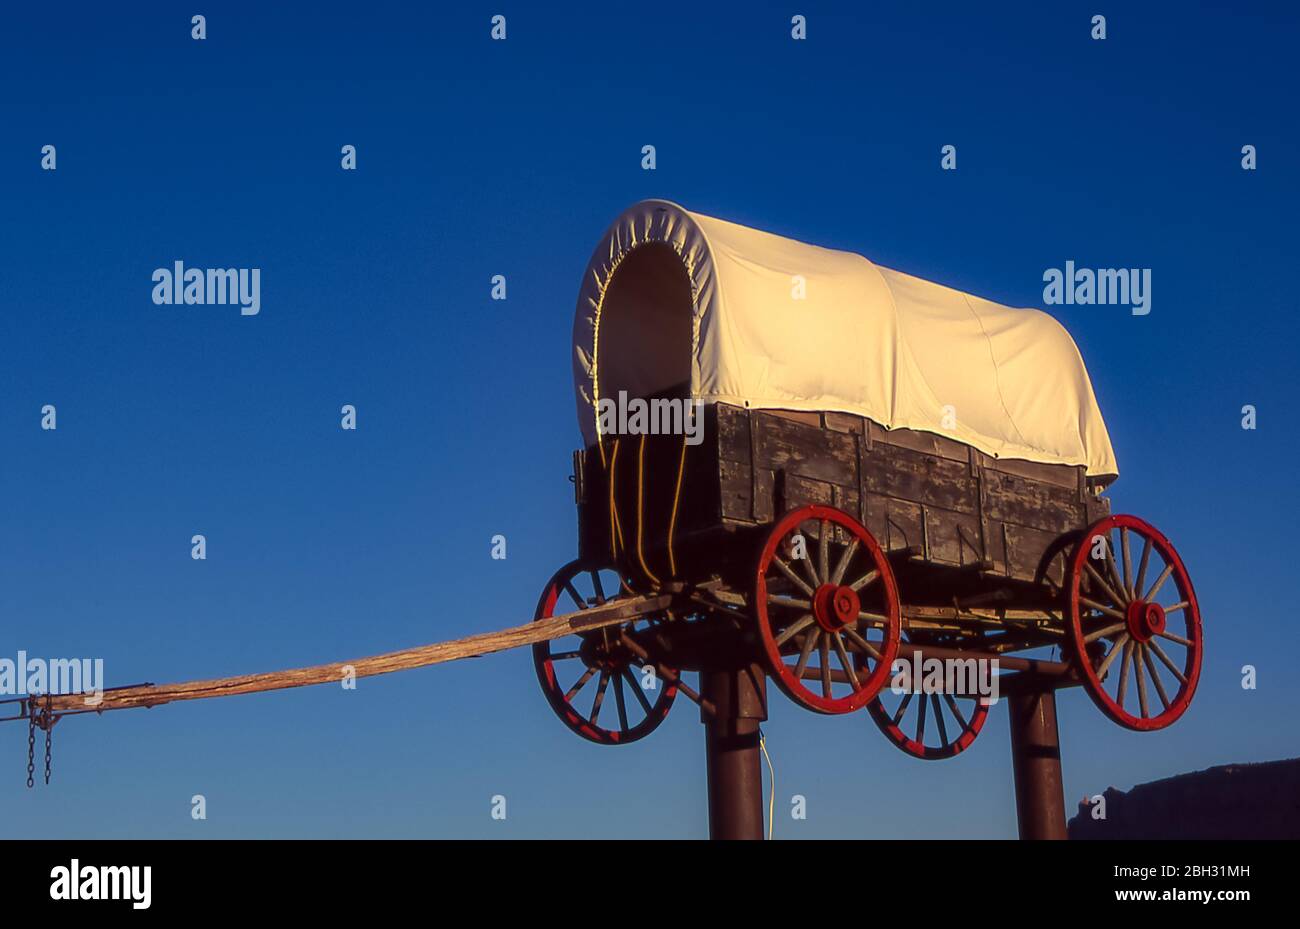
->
572;200;1118;480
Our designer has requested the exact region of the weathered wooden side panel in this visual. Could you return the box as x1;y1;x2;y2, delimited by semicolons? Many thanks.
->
711;403;1105;584
577;402;1108;587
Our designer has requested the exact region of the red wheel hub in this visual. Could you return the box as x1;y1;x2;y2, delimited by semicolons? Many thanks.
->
1126;598;1166;643
812;583;860;632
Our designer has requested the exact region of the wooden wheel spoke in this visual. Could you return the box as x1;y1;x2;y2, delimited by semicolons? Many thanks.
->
1103;534;1129;604
942;691;968;730
856;611;890;629
1144;563;1174;603
1139;644;1171;710
769;595;812;612
1080;599;1125;622
1163;600;1190;615
1083;621;1126;644
1120;527;1134;599
774;613;816;648
830;633;860;690
772;555;815;598
892;691;914;726
1095;632;1131;680
549;649;583;661
843;625;883;662
817;520;830;587
1146;639;1187;685
1116;641;1135;708
565;666;597;702
589;570;606;604
590;671;612;723
563;580;588;611
1156;629;1192;647
623;669;654;714
613;672;630;731
1133;649;1150;718
830;538;860;586
1133;537;1152;599
916;688;928;742
931;693;949;747
818;635;832;698
848;568;880;592
1084;561;1126;611
793;629;820;682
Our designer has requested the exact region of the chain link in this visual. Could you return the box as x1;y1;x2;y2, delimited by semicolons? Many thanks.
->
44;694;53;785
26;707;35;789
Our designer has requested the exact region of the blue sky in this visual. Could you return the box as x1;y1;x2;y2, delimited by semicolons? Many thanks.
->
2;1;1297;838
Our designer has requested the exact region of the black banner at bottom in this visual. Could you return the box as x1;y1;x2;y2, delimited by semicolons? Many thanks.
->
0;839;1282;915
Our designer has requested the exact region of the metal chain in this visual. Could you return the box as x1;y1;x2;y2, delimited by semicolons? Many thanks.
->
26;707;35;789
44;695;53;785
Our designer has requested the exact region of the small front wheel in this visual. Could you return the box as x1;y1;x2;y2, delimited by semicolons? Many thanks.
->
532;561;677;744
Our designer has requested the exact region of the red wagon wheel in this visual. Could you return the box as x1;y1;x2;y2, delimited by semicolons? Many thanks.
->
1066;515;1203;731
532;561;677;744
755;505;901;714
866;637;991;760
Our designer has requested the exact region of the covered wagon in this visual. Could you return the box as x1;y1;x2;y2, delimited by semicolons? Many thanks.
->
532;200;1203;758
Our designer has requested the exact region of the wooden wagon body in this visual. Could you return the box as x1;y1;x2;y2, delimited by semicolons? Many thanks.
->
575;404;1111;596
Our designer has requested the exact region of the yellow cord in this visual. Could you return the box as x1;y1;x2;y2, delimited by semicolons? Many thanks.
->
759;729;775;841
635;434;661;587
665;432;688;578
607;439;624;562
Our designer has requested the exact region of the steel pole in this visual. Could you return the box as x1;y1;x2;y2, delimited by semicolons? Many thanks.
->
1007;686;1068;839
700;663;768;840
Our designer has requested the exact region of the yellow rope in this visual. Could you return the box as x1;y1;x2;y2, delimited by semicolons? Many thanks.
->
607;439;624;562
635;434;661;587
665;433;689;578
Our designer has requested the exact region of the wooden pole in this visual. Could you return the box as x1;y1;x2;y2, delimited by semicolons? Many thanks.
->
32;592;673;716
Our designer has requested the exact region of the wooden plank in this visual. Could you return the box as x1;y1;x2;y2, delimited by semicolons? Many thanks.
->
983;470;1083;536
922;505;985;567
863;443;978;515
985;455;1081;491
763;408;823;428
715;403;751;463
35;593;674;715
872;424;970;463
751;411;859;486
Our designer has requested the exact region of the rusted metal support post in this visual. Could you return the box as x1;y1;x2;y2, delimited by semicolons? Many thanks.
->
1007;686;1067;839
700;662;768;840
